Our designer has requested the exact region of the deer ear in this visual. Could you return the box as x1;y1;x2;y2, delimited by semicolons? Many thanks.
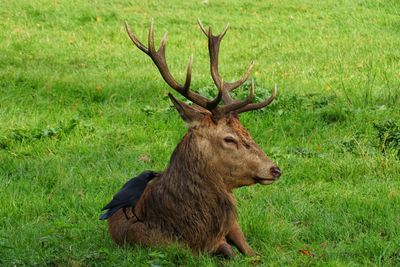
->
168;93;205;123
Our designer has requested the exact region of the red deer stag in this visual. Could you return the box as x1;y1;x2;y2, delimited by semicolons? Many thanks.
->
107;19;281;258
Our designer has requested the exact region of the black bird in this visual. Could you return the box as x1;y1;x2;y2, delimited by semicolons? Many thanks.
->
99;170;159;220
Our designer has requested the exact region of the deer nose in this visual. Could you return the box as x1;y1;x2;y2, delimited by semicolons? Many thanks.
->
270;166;281;179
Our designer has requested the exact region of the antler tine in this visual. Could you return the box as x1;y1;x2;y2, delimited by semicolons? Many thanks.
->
236;84;278;113
148;18;156;53
158;32;168;55
197;18;208;36
220;23;229;40
183;55;193;91
225;62;254;92
125;19;223;110
125;21;148;54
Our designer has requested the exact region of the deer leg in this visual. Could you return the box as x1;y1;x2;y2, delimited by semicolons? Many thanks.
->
215;239;235;258
226;220;255;256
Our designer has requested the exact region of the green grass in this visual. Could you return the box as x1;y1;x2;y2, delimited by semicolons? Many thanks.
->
1;0;399;266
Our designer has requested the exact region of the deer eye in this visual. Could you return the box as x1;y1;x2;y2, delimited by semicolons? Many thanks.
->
223;137;237;145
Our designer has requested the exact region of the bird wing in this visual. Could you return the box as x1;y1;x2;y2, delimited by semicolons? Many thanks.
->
99;170;159;220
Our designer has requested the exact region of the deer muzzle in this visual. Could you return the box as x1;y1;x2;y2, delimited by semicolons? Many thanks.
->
254;165;281;185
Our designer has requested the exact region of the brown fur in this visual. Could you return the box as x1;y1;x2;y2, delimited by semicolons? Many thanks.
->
108;110;280;256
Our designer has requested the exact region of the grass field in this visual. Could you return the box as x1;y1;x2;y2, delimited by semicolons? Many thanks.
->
1;0;400;266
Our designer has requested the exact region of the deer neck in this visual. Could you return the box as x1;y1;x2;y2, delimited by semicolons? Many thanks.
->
165;131;227;190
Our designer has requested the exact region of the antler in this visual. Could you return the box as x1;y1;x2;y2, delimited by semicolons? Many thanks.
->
197;19;277;114
125;19;222;110
125;19;276;116
197;19;253;105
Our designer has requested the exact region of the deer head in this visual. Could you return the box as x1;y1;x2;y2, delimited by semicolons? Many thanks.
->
125;19;281;190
